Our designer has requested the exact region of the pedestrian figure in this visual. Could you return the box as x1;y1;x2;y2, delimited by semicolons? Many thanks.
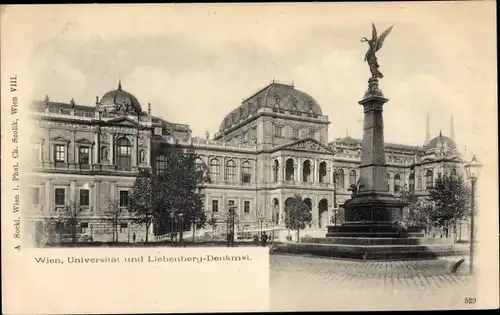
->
254;234;260;247
133;233;136;242
261;232;268;247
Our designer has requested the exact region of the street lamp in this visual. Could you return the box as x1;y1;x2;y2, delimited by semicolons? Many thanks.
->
170;212;175;243
332;168;339;225
464;154;482;275
259;213;265;239
227;205;237;247
178;213;184;247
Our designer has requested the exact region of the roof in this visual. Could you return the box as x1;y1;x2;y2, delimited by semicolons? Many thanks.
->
426;131;456;150
99;81;142;115
218;81;323;131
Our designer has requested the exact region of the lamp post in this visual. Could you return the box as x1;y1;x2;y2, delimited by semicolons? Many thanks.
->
259;213;264;239
170;212;175;243
464;154;482;275
227;206;236;247
178;213;184;247
332;168;339;225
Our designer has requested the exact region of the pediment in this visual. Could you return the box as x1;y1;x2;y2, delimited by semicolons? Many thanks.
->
50;136;70;143
75;138;94;145
279;138;334;154
106;116;140;126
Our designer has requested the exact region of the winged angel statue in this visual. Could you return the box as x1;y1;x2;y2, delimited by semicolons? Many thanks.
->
361;23;394;79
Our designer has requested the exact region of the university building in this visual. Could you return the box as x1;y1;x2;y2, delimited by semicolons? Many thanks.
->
26;80;466;245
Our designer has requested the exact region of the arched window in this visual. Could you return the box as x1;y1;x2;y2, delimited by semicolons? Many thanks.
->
195;158;204;182
409;173;415;192
225;160;236;182
115;137;131;170
319;162;327;183
302;160;311;182
241;161;252;183
210;159;220;182
335;169;344;189
156;154;167;175
285;158;295;181
394;173;401;193
273;159;279;182
349;170;357;187
425;170;434;189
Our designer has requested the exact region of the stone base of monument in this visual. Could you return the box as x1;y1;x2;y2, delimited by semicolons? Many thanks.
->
272;236;468;260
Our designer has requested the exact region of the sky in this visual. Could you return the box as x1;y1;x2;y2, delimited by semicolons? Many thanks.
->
4;2;497;159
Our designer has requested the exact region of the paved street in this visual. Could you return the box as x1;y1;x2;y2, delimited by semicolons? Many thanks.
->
270;254;477;311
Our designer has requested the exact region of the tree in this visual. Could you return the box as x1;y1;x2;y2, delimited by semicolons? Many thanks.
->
284;194;312;243
207;215;218;242
427;174;471;237
399;188;429;226
128;169;156;242
103;198;125;242
129;143;210;242
154;143;209;237
46;201;85;244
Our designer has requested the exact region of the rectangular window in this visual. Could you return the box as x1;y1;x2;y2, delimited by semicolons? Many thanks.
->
119;190;129;207
120;222;128;233
80;222;89;233
30;187;40;205
244;201;250;214
79;189;90;206
292;129;299;139
212;200;219;213
274;126;282;138
79;146;90;165
54;144;65;162
54;188;66;206
228;200;235;211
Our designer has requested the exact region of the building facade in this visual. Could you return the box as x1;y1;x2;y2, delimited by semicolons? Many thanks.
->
26;80;466;245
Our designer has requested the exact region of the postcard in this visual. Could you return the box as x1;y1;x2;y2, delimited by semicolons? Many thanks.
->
1;2;498;313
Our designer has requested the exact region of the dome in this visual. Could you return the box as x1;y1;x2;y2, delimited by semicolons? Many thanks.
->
219;81;323;131
426;131;456;150
99;81;142;114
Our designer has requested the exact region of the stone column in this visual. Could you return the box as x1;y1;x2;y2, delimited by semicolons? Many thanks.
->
312;195;319;227
146;134;151;167
221;157;226;183
357;79;390;194
132;135;138;167
71;131;76;164
297;157;302;182
253;159;257;184
313;160;318;182
110;181;117;204
278;194;284;225
109;134;114;165
327;161;332;184
94;131;100;164
94;180;101;215
44;179;52;213
236;159;241;183
69;180;77;204
279;156;284;181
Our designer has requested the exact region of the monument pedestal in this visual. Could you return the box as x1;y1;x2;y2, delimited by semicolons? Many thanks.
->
326;192;407;238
